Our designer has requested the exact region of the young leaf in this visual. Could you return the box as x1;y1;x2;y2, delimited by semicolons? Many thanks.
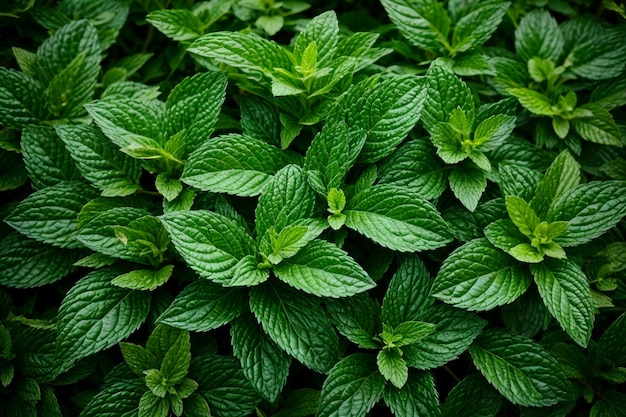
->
441;373;503;417
230;312;291;403
157;280;248;332
55;267;151;375
293;11;339;66
469;329;571;407
229;255;270;287
515;9;564;63
530;150;580;217
431;238;532;311
111;265;174;291
56;124;142;197
506;196;540;237
530;260;594;347
146;9;203;42
120;342;159;376
344;185;452;252
377;349;408;389
249;282;340;374
318;353;385;417
546;181;626;247
506;88;554;116
383;370;441;417
161;210;256;284
449;164;487;212
273;239;375;298
5;181;98;248
326;293;381;349
160;329;191;385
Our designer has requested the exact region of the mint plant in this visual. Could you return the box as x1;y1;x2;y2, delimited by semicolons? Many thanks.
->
2;1;626;416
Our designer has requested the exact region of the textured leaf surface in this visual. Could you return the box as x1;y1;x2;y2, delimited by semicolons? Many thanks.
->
470;329;571;407
377;349;408;389
157;280;247;332
0;67;45;129
147;9;203;42
449;164;487;212
326;293;381;349
345;185;452;252
597;313;626;367
318;353;385;417
383;370;441;417
249;283;340;373
441;373;503;417
182;134;286;196
55;268;151;375
230;313;290;402
6;181;98;248
431;238;532;310
161;210;256;284
515;9;564;62
531;150;580;217
531;260;594;347
80;379;144;417
453;3;509;53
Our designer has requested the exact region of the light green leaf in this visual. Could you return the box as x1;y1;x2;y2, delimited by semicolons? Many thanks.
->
506;196;540;237
470;329;572;407
507;88;554;116
515;9;564;62
256;14;284;36
531;260;594;347
56;124;142;197
182;134;286;197
157;280;248;332
509;243;545;263
431;238;532;311
249;282;340;374
449;164;487;212
139;391;168;417
453;52;495;76
267;220;327;264
155;172;182;202
390;321;436;347
293;11;339;66
441;373;503;417
345;185;452;252
546;181;626;247
452;2;509;53
318;353;385;417
572;104;623;147
55;267;151;375
383;370;441;417
326;293;381;349
274;239;374;298
147;9;203;42
228;255;270;287
230;312;290;402
6;181;98;248
473;114;517;150
161;210;256;284
111;265;174;291
530;150;580;217
377;349;408;389
21;125;82;189
0;232;78;288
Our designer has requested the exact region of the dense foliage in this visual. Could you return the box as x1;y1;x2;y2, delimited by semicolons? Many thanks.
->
1;0;626;416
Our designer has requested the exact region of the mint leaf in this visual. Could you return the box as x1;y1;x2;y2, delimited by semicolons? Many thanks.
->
293;11;339;66
531;260;594;347
111;265;174;291
6;181;98;248
157;280;247;332
55;267;151;375
160;329;191;384
498;163;542;201
515;9;564;62
147;9;203;42
597;312;626;367
80;379;145;417
345;185;452;252
383;370;440;417
326;293;381;349
161;210;256;284
431;238;532;311
240;96;280;147
567;27;626;81
56;124;142;197
120;342;158;376
249;282;340;373
230;312;290;402
0;233;79;288
0;67;45;129
274;239;375;298
506;196;540;237
182;134;286;197
546;181;626;247
377;349;408;389
449;164;487;212
441;373;503;417
506;88;554;116
21;125;81;189
229;255;270;287
452;3;509;53
378;138;447;200
318;353;385;417
0;149;27;191
571;104;623;147
272;389;320;417
530;150;580;217
470;329;571;407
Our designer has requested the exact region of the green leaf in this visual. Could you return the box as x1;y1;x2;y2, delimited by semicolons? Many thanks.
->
6;181;98;248
506;88;554;116
506;196;540;237
590;76;626;110
56;124;142;197
449;164;487;212
161;210;256;284
531;260;594;347
120;342;159;376
441;373;503;417
530;150;580;217
567;28;626;81
229;255;270;287
0;149;27;191
452;2;509;53
383;370;441;417
230;312;290;402
431;238;532;311
139;391;168;417
590;391;626;417
470;329;571;407
80;379;145;417
498;163;542;201
318;353;385;417
190;354;260;417
382;256;434;327
378;138;447;200
403;304;486;370
21;125;82;189
474;114;517;151
160;329;191;384
546;181;626;247
272;389;320;417
377;349;408;389
0;232;78;288
380;0;450;53
239;96;280;147
597;312;626;367
572;104;623;147
146;324;186;363
515;9;564;62
345;185;452;252
389;321;436;346
0;67;45;129
274;239;375;298
249;282;340;373
111;265;174;291
509;243;545;263
55;267;151;375
326;293;381;349
157;280;248;332
452;51;495;76
147;9;203;42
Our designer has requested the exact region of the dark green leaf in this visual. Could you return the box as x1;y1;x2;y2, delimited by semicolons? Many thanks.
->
449;164;487;212
441;373;503;417
383;370;441;417
515;9;564;62
80;379;144;417
326;293;381;349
